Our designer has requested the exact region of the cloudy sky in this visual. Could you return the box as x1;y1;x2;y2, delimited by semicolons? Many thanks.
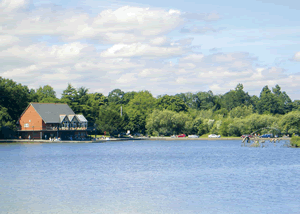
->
0;0;299;99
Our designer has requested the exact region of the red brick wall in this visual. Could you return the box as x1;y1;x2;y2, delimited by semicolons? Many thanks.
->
19;105;43;131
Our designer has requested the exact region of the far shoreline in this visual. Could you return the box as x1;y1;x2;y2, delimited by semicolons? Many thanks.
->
0;137;291;144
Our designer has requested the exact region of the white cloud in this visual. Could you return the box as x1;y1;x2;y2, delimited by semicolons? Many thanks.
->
116;73;137;84
293;52;300;61
181;26;219;34
0;0;27;12
182;12;221;21
0;35;20;48
181;54;204;61
0;5;185;44
2;64;39;78
100;43;187;58
150;37;169;46
0;2;300;100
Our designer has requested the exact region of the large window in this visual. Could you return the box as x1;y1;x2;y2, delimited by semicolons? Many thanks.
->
63;121;69;128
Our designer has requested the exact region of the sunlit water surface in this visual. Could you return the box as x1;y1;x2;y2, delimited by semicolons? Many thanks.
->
0;140;299;214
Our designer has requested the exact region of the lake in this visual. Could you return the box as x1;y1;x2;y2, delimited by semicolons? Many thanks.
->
0;140;299;214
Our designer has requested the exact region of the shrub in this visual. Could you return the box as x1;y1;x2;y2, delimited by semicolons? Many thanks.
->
290;135;300;147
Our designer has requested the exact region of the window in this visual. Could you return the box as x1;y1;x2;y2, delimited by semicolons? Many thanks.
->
24;123;29;128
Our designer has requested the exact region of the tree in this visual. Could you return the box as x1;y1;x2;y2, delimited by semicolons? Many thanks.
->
96;105;124;135
272;84;293;113
36;85;57;101
0;106;15;138
188;116;209;136
146;109;191;136
124;91;155;134
61;83;77;102
61;84;90;113
108;89;125;105
156;95;188;112
0;77;31;121
220;84;252;111
257;85;284;114
229;105;253;118
219;118;232;136
84;93;108;126
279;111;300;135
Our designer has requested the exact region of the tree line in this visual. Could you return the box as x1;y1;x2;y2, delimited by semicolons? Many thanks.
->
1;77;300;138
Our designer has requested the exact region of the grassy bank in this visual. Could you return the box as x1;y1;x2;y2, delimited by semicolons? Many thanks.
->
199;134;241;139
290;135;300;147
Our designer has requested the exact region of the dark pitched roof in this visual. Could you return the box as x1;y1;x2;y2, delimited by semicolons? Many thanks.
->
31;103;75;123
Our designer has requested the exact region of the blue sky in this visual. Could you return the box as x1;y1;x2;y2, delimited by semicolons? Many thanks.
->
1;0;299;99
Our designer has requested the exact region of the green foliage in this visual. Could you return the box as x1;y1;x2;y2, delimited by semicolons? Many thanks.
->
36;85;57;101
83;93;107;125
0;77;31;121
221;84;252;111
124;91;155;134
210;120;222;135
229;105;253;118
108;89;125;105
219;118;232;136
214;108;228;119
257;85;284;114
156;95;188;112
176;91;216;110
279;111;300;135
96;105;124;135
290;135;300;147
146;109;191;136
0;106;15;138
1;77;300;139
197;109;214;119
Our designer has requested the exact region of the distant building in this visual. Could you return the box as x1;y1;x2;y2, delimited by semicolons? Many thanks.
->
18;103;88;140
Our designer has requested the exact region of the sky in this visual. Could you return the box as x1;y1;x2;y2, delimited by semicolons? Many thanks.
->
0;0;300;99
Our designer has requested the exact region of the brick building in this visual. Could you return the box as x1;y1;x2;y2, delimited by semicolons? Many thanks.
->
18;103;88;140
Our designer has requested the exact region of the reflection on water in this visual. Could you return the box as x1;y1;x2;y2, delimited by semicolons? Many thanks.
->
241;139;291;148
0;140;300;214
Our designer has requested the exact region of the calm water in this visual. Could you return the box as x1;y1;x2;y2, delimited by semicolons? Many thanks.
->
0;140;299;214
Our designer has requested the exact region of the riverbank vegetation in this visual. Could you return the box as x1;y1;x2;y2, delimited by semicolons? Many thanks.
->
1;77;300;138
290;135;300;147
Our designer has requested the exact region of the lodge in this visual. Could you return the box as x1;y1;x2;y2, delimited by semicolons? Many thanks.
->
17;103;89;140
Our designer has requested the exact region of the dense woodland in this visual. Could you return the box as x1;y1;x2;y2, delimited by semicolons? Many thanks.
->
1;77;300;138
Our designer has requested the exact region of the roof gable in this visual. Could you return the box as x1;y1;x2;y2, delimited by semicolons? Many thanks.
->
31;103;75;123
60;115;70;123
76;115;88;122
68;115;75;122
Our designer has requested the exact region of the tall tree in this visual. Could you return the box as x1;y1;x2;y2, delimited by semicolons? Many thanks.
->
257;85;284;114
0;77;31;121
124;90;155;134
84;92;107;126
221;84;252;111
0;106;15;138
156;95;188;112
61;83;79;112
96;105;124;135
108;89;125;105
36;85;57;101
272;84;293;113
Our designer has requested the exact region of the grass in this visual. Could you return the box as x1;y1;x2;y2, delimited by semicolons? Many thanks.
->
199;134;240;139
88;134;110;138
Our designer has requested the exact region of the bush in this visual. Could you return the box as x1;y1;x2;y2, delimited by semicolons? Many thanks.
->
290;135;300;147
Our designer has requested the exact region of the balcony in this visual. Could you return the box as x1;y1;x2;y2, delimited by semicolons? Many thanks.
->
60;127;88;131
17;126;89;131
